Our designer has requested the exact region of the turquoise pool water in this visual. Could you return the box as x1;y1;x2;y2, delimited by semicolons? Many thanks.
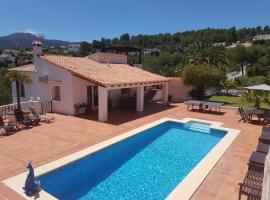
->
39;121;226;200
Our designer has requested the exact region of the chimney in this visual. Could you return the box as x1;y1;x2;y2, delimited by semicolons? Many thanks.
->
32;40;43;57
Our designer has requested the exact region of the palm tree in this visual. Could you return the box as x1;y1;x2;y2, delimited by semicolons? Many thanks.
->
6;70;31;111
183;42;227;67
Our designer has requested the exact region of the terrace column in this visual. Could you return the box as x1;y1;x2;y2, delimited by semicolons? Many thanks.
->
162;83;168;105
136;85;144;112
98;86;108;122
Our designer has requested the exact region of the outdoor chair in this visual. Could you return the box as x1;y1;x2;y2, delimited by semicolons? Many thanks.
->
0;115;17;135
29;107;55;124
238;163;264;200
238;107;250;122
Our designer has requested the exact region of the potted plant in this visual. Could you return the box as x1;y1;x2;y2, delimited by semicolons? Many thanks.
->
74;103;88;115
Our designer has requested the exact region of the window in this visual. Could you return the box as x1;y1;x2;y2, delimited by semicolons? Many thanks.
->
20;82;25;97
53;86;61;101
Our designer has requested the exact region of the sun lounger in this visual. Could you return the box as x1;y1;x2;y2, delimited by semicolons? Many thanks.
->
13;110;35;128
264;116;270;124
184;100;206;111
202;102;224;112
238;144;269;200
238;163;264;200
256;143;269;154
20;119;35;127
25;111;41;126
29;107;55;123
0;116;17;135
261;126;270;135
249;151;267;167
259;133;270;145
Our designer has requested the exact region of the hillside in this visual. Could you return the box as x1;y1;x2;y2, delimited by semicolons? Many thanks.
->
0;33;71;50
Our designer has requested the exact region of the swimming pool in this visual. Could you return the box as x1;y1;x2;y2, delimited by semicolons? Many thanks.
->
2;119;238;200
39;121;224;200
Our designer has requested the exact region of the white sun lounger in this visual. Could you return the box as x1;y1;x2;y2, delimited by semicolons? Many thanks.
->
202;102;224;112
184;100;206;111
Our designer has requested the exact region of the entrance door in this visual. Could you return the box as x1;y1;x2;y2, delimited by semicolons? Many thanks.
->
93;86;98;107
87;86;98;109
87;86;92;107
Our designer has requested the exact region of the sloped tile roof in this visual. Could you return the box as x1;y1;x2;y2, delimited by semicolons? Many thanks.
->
40;55;168;87
9;64;36;72
168;77;182;84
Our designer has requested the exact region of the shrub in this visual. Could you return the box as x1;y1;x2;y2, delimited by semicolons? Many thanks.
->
183;64;224;99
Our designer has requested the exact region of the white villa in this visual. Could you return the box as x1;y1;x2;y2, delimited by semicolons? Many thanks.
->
67;43;80;53
10;41;169;122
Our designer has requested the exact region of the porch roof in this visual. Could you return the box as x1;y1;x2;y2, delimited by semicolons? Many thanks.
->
40;54;168;88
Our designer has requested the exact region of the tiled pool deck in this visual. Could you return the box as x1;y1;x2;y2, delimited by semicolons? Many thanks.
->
0;103;263;200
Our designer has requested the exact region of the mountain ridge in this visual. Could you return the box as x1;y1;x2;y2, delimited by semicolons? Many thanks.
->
0;32;71;50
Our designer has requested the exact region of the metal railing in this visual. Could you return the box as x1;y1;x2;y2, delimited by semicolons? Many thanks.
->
0;101;32;118
0;100;52;118
41;101;52;114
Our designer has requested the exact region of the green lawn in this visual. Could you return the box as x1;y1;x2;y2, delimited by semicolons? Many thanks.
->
207;95;270;108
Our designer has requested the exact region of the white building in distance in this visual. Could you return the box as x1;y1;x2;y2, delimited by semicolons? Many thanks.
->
253;34;270;42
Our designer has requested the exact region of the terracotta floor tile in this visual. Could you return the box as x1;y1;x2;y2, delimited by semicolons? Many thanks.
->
0;102;264;199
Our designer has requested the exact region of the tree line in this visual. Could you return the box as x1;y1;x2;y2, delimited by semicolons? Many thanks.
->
1;26;270;104
79;26;270;53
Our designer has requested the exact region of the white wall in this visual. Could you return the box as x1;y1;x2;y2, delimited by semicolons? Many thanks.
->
109;89;121;108
72;76;94;105
168;79;191;102
36;57;75;115
72;76;123;110
12;57;75;115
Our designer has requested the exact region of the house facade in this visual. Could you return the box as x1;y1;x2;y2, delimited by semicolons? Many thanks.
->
67;43;80;53
11;41;169;122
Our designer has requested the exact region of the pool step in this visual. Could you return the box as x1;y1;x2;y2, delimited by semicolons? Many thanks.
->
184;123;211;133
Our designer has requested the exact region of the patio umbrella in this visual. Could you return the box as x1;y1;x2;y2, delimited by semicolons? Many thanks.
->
244;84;270;92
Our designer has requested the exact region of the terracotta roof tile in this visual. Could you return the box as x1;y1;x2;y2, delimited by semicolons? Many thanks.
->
40;55;169;87
9;64;36;72
168;77;182;84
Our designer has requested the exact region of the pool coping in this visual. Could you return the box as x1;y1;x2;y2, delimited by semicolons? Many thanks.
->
3;117;240;200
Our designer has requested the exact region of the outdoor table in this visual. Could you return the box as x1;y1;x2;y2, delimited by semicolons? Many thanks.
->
244;109;265;121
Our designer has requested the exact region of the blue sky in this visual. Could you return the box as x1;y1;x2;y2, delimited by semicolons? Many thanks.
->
0;0;269;42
